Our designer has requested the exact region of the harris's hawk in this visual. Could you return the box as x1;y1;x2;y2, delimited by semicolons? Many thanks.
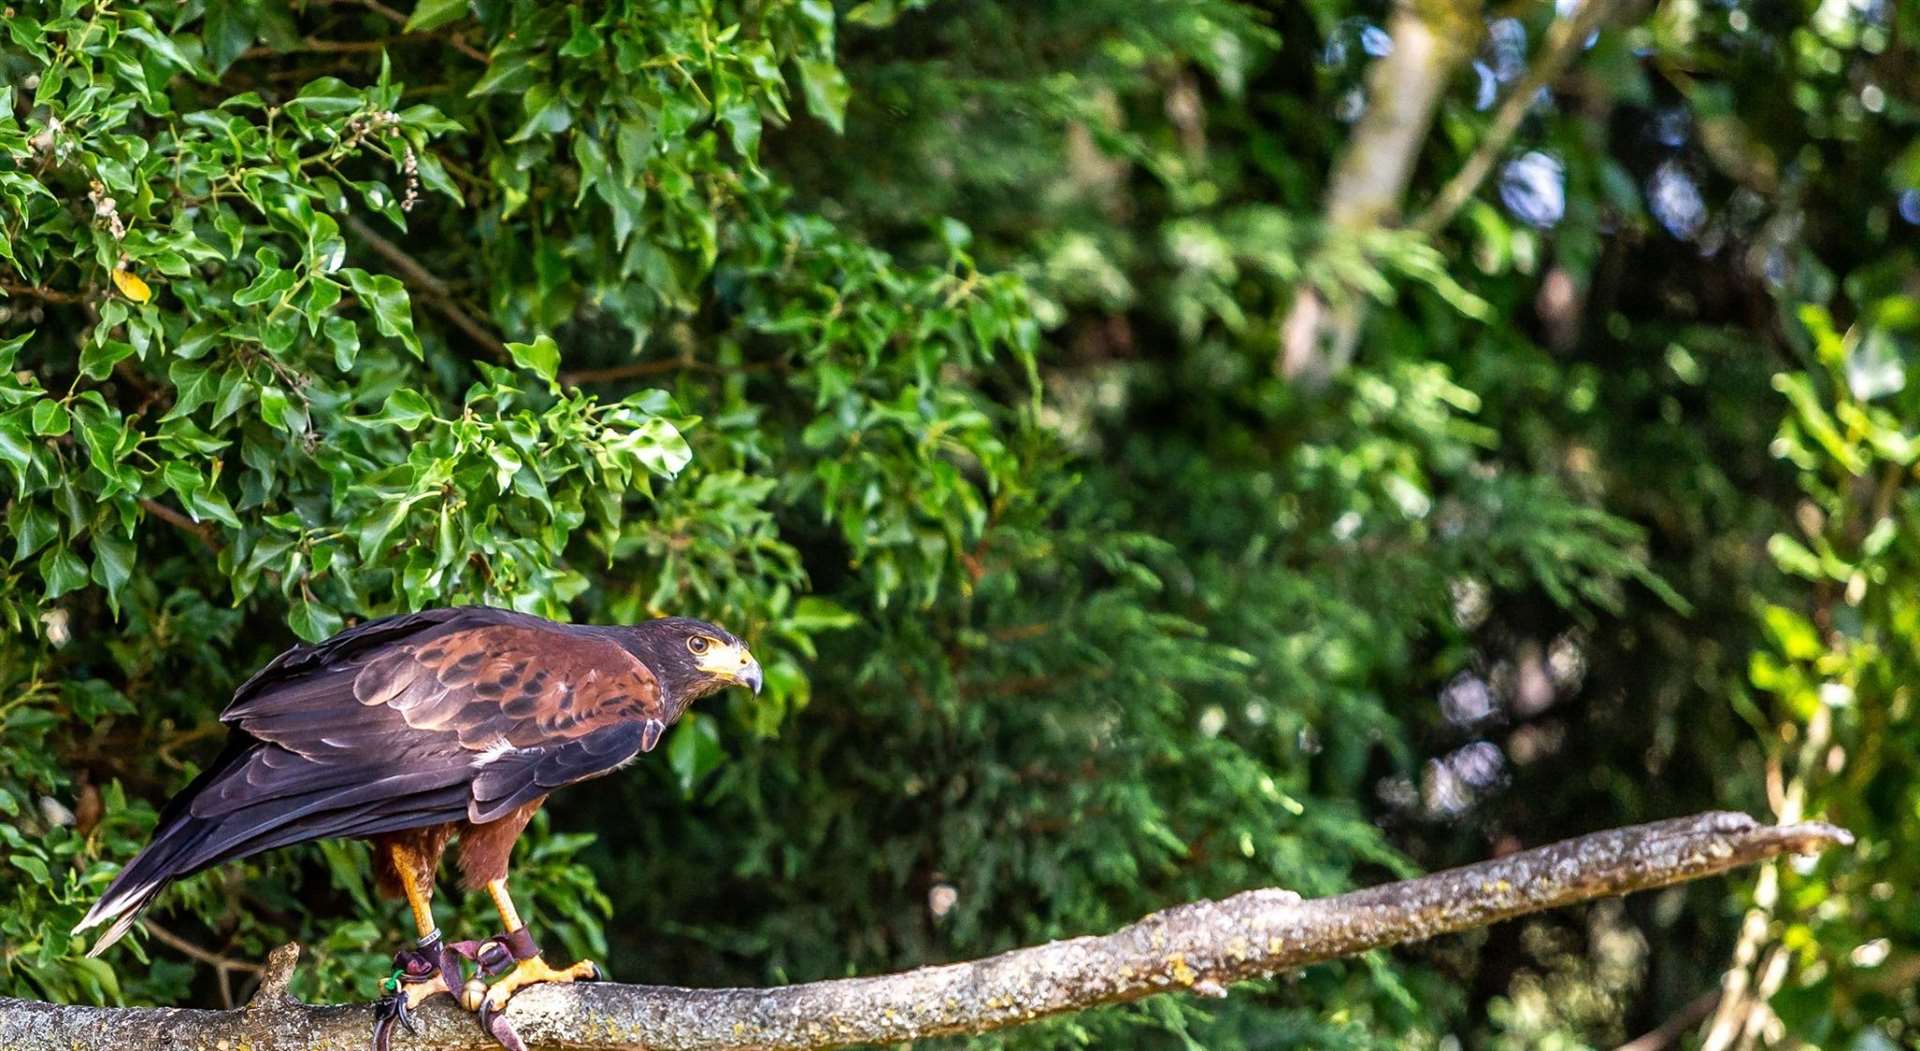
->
72;606;760;1048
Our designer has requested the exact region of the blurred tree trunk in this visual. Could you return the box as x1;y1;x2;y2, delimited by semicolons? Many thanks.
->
1279;0;1483;384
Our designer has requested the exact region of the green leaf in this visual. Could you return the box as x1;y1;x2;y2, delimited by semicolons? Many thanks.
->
165;360;219;420
203;4;258;75
0;414;30;482
790;596;860;632
233;266;295;307
505;334;561;383
259;385;291;430
357;499;416;560
78;341;135;381
9;853;50;883
288;76;365;114
404;0;470;32
795;59;850;134
91;530;135;613
468;50;544;98
288;596;345;643
9;501;56;560
341;269;423;357
0;330;31;371
30;399;69;437
381;388;434;430
123;27;213;82
40;544;89;599
667;712;725;798
317;840;373;912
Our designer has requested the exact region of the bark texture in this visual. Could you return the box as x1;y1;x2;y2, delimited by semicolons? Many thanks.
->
0;812;1849;1051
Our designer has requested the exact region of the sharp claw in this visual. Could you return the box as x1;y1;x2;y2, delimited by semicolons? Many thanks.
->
372;996;408;1051
372;941;461;1050
479;1000;531;1051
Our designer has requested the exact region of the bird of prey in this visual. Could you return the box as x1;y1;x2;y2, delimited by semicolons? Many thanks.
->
72;605;761;1049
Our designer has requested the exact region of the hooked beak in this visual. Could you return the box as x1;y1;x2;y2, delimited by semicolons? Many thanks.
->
697;641;763;695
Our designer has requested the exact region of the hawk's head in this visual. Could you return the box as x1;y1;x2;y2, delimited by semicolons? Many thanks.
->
630;616;762;703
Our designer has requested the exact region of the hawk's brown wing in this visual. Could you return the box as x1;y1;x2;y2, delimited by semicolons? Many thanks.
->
210;607;668;825
74;606;667;956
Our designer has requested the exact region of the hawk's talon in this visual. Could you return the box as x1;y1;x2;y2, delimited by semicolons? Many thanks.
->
468;952;602;1050
478;999;531;1051
370;939;463;1051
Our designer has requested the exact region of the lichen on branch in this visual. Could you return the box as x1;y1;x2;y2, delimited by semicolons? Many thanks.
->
0;812;1849;1051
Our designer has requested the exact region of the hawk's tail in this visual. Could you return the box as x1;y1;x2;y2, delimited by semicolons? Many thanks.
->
72;737;473;957
71;809;219;957
69;735;249;957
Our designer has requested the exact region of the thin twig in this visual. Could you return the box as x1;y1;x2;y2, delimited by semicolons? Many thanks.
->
140;498;224;552
1410;0;1634;236
341;214;507;360
139;921;265;977
1;282;87;304
557;359;783;386
1615;989;1721;1051
338;0;489;63
238;34;467;59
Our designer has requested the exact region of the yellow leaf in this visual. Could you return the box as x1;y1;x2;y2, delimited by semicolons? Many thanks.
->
110;269;151;303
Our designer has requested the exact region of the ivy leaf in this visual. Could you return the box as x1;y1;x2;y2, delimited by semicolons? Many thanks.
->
39;544;90;599
381;388;434;430
795;59;850;134
259;385;291;430
0;331;31;371
78;341;135;381
122;27;214;82
0;414;32;484
288;595;345;643
165;361;218;420
468;50;545;97
341;269;423;358
110;269;153;304
203;4;258;75
405;0;471;32
30;399;68;437
505;334;561;383
90;530;135;614
9;501;56;560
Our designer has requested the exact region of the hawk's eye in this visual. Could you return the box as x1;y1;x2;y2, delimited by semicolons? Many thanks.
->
687;636;711;655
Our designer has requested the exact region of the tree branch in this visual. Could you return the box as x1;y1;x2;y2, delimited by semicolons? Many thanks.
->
342;215;508;360
330;0;489;63
0;812;1848;1050
1409;0;1636;237
138;498;224;553
1;281;88;304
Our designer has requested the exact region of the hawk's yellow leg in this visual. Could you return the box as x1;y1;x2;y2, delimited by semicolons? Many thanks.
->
384;841;457;1012
478;877;601;1013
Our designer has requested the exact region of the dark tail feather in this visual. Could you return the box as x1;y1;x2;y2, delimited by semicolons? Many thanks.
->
71;738;471;957
71;813;219;957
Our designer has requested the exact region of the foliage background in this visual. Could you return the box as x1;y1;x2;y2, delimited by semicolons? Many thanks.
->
0;0;1913;1046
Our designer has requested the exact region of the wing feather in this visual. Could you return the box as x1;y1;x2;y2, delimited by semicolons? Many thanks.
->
76;607;673;956
217;608;668;821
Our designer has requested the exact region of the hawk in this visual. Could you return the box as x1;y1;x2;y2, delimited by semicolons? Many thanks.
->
72;606;761;1049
